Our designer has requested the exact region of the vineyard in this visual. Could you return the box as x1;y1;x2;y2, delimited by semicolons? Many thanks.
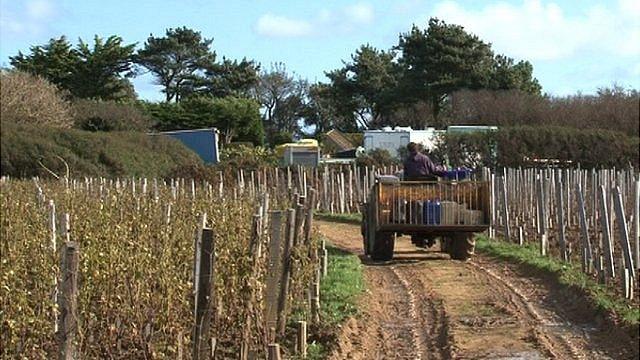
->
1;164;639;358
1;176;322;359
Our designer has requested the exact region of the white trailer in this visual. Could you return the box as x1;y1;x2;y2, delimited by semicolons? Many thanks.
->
363;127;441;158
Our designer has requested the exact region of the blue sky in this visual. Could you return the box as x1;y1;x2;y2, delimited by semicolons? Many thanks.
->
1;0;639;101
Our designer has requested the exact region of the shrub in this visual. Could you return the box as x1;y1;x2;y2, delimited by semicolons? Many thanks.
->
0;70;73;128
0;121;201;178
448;87;640;137
219;144;278;170
269;131;293;147
141;96;264;145
356;148;399;168
437;126;639;169
72;99;153;131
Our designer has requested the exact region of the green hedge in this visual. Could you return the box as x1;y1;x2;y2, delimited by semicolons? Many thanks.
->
438;126;639;169
1;121;202;178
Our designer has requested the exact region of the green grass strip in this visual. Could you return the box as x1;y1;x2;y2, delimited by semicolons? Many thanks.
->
314;211;362;225
304;243;365;359
476;235;639;326
320;245;365;325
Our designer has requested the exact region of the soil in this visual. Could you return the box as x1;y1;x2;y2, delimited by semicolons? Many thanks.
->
318;220;639;360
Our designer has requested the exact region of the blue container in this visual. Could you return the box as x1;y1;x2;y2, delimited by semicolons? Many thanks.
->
423;200;441;225
153;128;220;164
444;168;472;180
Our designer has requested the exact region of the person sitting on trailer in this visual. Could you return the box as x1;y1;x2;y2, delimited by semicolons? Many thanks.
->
403;142;446;181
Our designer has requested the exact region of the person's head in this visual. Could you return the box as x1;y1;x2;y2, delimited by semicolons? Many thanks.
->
407;142;420;154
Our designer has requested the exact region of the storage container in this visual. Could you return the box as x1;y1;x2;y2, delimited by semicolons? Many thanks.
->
423;200;441;225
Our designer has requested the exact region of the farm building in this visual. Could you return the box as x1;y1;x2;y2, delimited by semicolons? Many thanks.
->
275;139;321;167
151;128;220;164
363;127;442;158
322;129;363;161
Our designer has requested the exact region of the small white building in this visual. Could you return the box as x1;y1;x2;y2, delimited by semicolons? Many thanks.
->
363;127;442;158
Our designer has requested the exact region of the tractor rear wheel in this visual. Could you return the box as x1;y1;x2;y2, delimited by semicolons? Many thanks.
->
371;232;394;261
448;233;475;261
440;237;450;253
361;221;369;256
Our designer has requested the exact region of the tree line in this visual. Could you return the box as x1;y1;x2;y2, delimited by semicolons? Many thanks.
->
5;19;639;146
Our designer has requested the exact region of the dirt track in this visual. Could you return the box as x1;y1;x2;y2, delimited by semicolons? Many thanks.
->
318;221;638;360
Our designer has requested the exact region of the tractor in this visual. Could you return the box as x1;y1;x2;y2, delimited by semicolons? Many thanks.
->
361;174;491;261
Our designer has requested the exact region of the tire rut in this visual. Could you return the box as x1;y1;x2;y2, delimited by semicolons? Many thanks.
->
318;221;636;360
390;265;452;359
468;260;585;359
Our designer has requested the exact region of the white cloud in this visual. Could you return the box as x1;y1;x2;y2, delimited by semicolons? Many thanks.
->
255;2;375;38
344;3;374;25
256;14;313;37
26;0;54;19
0;0;57;36
430;0;640;61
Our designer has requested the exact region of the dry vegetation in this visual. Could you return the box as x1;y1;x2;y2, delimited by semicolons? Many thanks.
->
449;88;640;137
0;71;74;129
0;178;316;358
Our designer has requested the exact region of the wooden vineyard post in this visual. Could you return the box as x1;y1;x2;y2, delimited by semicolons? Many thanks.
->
268;344;282;360
296;320;308;358
613;187;636;280
556;179;568;261
501;173;511;242
293;201;305;247
192;227;215;360
304;188;317;245
599;186;616;279
634;180;640;271
277;209;296;337
241;214;262;360
311;269;321;324
265;211;283;342
624;269;633;299
576;183;593;273
321;239;328;277
57;242;79;360
49;200;59;333
518;226;524;246
537;176;548;256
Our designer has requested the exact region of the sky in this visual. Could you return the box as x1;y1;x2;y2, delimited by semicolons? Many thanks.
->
1;0;639;101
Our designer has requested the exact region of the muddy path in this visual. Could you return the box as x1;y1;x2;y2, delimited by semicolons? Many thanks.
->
318;221;638;360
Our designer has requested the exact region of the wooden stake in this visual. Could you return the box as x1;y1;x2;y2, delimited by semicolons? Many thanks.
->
192;228;215;360
624;268;631;299
537;177;548;256
599;186;616;278
304;188;317;245
576;182;593;272
556;179;568;261
57;242;79;360
613;187;636;279
518;226;524;246
277;209;295;336
267;344;282;360
501;174;511;242
634;180;639;271
265;211;283;328
296;321;307;358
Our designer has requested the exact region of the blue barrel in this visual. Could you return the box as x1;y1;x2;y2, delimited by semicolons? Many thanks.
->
423;200;441;225
444;168;472;180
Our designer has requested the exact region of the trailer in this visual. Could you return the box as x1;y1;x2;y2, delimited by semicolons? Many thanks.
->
361;176;491;261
